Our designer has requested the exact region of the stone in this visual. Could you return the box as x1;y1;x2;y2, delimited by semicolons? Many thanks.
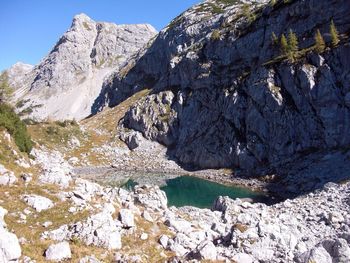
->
72;178;104;202
197;241;217;261
159;235;169;249
0;228;21;262
140;233;148;240
328;211;344;224
45;242;71;261
232;253;254;263
20;173;32;183
134;185;167;211
0;207;7;228
119;209;135;228
251;248;275;261
23;195;54;212
44;210;122;250
164;218;192;234
0;170;17;186
43;221;53;228
298;245;332;263
120;131;143;150
79;255;101;263
142;210;153;222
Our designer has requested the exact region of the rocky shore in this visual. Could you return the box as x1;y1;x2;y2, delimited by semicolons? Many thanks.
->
1;147;350;262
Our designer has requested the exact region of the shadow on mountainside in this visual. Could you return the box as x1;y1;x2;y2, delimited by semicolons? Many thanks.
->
165;146;350;202
259;148;350;200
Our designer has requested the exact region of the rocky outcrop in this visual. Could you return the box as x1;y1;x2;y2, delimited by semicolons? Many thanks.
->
7;13;157;121
105;0;350;176
0;164;17;186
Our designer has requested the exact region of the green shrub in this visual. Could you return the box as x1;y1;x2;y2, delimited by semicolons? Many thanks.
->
0;103;33;154
211;29;221;41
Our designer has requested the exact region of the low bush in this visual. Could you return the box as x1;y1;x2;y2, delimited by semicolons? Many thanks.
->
0;103;33;154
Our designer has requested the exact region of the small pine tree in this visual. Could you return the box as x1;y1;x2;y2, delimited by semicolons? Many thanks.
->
330;20;340;47
288;29;298;53
314;29;325;53
287;29;298;62
0;72;12;102
271;32;279;46
280;34;288;55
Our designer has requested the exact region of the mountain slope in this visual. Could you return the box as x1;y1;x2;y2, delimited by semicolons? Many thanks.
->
5;14;157;121
98;0;350;175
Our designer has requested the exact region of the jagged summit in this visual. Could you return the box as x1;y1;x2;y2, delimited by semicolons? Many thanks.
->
6;13;157;121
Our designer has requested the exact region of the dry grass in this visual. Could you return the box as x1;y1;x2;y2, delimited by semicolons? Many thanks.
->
0;181;114;262
26;89;151;167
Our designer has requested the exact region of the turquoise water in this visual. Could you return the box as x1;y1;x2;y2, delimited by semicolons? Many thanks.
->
122;176;265;208
161;176;264;208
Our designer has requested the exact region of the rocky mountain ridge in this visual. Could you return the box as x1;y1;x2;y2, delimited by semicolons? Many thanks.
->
3;13;157;120
95;0;350;177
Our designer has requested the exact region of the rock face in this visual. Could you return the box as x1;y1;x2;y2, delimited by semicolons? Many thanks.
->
6;13;157;121
100;0;350;175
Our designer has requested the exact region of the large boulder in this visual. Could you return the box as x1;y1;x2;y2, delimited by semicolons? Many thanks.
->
119;209;135;228
45;242;71;261
0;207;21;263
134;185;167;211
23;195;54;212
0;165;17;186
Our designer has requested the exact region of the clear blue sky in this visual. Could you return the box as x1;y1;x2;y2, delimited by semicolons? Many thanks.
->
0;0;200;71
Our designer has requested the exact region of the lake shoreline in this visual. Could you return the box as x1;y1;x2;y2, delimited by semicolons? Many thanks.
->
73;165;278;203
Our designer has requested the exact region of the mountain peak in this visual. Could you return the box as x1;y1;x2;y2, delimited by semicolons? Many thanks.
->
73;13;94;23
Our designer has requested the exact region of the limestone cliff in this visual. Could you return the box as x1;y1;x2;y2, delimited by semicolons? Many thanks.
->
99;0;350;175
5;13;157;120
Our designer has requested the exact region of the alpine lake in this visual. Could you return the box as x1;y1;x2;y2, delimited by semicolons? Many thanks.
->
121;175;266;209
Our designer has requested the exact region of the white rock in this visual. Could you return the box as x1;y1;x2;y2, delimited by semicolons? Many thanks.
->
0;228;22;262
140;233;148;240
197;241;217;261
142;210;153;222
43;221;53;228
251;248;275;261
232;253;254;263
159;235;169;249
328;211;344;224
23;195;54;212
45;242;71;261
0;172;17;186
119;209;135;228
0;207;7;228
79;255;101;263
